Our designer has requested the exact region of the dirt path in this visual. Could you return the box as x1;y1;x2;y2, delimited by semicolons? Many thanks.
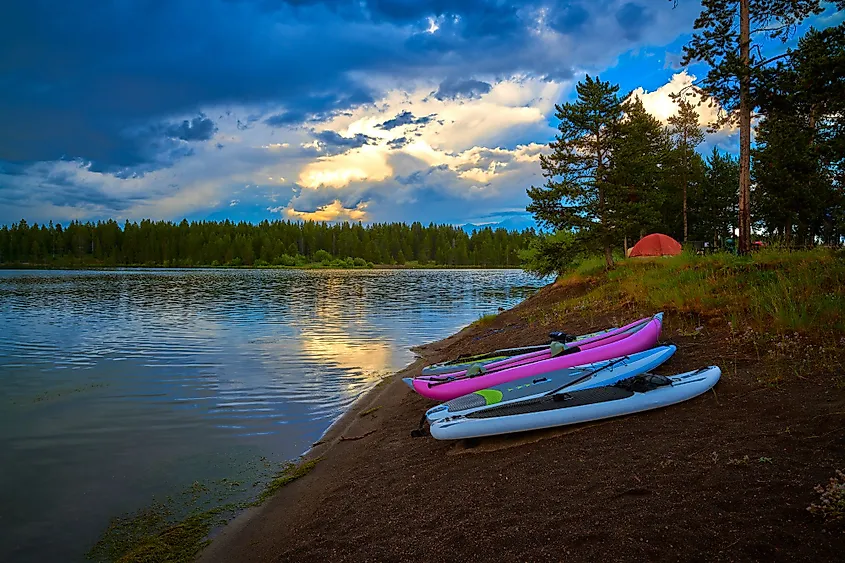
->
199;283;845;562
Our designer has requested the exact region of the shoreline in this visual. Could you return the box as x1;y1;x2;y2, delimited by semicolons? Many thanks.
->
0;264;525;271
198;326;472;560
196;276;845;562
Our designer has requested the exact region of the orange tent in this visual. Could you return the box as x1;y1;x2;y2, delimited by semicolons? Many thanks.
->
629;233;682;257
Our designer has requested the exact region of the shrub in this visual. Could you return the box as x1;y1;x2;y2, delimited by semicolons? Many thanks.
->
313;249;332;263
519;230;582;277
473;313;498;327
353;257;367;268
808;469;845;525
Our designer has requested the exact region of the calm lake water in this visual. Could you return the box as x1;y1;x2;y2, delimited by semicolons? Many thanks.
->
0;268;549;562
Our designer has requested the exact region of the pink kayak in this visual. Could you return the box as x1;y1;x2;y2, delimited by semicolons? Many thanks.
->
406;313;663;401
423;314;661;378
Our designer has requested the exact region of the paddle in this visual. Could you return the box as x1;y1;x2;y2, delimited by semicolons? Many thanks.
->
547;355;631;400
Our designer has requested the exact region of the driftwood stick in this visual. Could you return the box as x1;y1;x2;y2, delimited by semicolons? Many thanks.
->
340;430;377;442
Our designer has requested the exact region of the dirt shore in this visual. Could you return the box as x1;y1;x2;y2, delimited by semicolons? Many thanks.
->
199;281;845;562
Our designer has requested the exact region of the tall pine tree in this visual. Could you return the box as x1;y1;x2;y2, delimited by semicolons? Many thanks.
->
527;75;623;268
667;98;705;243
697;148;738;245
677;0;840;253
607;96;669;252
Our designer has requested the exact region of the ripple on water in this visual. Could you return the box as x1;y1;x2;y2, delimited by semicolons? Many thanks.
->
0;268;550;563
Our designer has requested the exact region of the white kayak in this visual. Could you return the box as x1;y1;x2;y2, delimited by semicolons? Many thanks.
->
424;345;677;424
429;366;721;440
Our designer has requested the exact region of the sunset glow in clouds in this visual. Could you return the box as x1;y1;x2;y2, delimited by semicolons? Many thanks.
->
1;0;810;227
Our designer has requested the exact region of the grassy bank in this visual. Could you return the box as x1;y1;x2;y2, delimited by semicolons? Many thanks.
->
543;248;845;335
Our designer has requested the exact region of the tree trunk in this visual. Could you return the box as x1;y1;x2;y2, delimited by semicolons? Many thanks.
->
738;0;752;254
596;137;613;268
683;133;688;244
624;234;628;257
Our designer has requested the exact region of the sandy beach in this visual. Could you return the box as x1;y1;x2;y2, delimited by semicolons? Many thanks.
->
199;280;845;562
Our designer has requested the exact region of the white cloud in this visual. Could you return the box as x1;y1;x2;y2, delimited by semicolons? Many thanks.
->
284;76;562;211
282;200;369;222
629;71;733;130
298;144;391;189
628;71;738;153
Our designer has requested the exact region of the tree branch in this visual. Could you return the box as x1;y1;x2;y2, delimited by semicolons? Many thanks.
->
752;52;791;69
750;23;790;35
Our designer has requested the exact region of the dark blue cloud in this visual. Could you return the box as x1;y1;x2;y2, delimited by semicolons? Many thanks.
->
378;111;433;130
0;164;145;213
264;88;375;128
434;78;492;100
313;130;376;150
264;112;305;127
396;164;450;185
387;137;408;149
0;0;697;182
548;4;590;34
0;0;393;170
615;2;654;41
165;115;217;141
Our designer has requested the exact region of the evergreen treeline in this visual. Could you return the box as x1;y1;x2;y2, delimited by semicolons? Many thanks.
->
0;219;535;268
525;19;844;275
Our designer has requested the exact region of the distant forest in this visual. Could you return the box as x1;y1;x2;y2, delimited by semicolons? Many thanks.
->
0;219;536;268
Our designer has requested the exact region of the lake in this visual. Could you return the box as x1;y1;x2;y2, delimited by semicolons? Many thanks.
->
0;268;549;562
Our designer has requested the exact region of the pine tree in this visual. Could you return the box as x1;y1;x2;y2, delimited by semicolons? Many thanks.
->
667;98;705;243
697;148;738;245
678;0;840;253
527;75;623;267
607;96;669;250
753;23;845;245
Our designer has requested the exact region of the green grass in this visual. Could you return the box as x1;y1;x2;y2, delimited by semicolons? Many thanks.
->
553;248;845;334
573;255;610;277
472;312;499;327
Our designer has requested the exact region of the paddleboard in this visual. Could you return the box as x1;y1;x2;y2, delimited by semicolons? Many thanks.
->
424;345;677;423
429;366;720;440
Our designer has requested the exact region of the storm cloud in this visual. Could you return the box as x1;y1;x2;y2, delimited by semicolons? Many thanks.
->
377;111;434;130
0;0;717;225
433;78;493;101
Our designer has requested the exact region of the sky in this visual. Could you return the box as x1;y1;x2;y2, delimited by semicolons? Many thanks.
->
0;1;841;228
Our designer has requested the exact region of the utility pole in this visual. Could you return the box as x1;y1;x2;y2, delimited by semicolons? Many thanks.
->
738;0;752;254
